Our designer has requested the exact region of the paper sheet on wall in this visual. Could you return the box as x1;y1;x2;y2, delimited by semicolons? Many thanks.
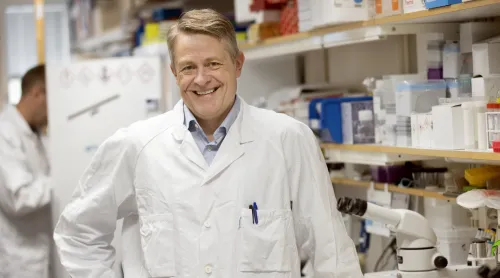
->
366;183;392;237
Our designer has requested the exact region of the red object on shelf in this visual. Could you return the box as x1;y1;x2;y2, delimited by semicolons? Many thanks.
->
487;103;500;109
280;0;299;35
250;0;285;11
493;141;500;152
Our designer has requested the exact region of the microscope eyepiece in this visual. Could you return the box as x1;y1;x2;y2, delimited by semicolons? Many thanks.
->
337;197;367;217
477;265;491;278
433;256;448;269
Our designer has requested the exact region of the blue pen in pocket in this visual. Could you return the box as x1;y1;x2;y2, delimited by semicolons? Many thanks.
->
252;202;259;225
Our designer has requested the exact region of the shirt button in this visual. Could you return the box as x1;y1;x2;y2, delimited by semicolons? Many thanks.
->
204;221;211;228
204;265;213;274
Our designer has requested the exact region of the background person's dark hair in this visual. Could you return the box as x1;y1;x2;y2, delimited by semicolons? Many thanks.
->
21;64;45;97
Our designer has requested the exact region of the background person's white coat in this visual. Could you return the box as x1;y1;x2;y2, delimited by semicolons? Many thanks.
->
0;105;52;278
54;98;363;278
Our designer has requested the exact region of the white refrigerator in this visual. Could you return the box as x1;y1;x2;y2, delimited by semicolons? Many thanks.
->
46;56;169;278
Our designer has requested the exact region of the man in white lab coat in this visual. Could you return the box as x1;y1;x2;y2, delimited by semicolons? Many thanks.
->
54;9;363;278
0;64;52;278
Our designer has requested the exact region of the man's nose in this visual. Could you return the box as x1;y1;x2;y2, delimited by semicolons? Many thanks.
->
193;69;211;86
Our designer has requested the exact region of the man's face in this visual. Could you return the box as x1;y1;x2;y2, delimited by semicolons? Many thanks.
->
171;33;244;123
32;81;48;128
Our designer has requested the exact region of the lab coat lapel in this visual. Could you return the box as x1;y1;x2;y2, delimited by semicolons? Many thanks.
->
171;101;208;171
202;99;255;184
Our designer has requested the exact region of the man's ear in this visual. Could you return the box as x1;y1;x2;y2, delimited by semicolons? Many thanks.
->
33;82;45;98
235;51;245;78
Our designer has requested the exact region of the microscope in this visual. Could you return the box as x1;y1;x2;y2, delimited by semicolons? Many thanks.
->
337;197;481;278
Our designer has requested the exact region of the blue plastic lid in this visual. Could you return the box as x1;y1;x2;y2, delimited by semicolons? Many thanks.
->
321;96;373;104
396;80;447;92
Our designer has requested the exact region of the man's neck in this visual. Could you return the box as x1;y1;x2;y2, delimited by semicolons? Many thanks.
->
196;100;235;140
16;102;36;131
197;112;229;141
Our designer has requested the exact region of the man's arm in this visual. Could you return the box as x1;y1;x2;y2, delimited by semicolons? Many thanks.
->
53;129;136;278
0;135;51;217
283;121;363;278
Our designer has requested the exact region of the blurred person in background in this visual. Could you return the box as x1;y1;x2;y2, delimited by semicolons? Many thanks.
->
54;8;362;278
0;64;51;278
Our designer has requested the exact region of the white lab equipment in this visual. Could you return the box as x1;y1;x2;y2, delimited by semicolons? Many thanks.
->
457;190;500;269
337;197;481;278
46;56;165;278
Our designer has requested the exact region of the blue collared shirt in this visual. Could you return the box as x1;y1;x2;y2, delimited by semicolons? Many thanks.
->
183;97;240;165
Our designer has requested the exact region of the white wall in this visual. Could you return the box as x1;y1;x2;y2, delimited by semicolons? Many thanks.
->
237;55;299;104
0;0;64;107
304;35;410;90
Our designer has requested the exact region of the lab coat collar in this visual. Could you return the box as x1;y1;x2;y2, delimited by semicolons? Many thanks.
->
4;105;35;137
170;95;256;177
170;95;255;144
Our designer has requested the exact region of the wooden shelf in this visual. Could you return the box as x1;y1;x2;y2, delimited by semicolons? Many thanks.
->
239;0;500;51
332;177;457;201
322;143;500;163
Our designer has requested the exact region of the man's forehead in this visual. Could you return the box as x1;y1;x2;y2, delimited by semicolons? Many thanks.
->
174;34;231;56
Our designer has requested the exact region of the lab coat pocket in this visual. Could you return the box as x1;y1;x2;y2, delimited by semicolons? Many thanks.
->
238;209;293;273
139;214;176;277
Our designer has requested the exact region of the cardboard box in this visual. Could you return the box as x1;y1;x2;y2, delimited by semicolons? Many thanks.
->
432;103;465;149
424;0;461;9
418;113;433;148
314;0;373;28
472;76;500;99
280;0;299;35
411;113;420;147
472;39;500;77
297;0;314;32
250;0;285;11
247;22;281;42
460;22;500;53
254;10;282;23
403;0;426;13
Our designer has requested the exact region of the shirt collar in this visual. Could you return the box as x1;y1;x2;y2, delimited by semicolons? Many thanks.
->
183;96;240;135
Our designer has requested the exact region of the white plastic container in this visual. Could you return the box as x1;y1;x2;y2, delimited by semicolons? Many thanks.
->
462;102;477;149
434;227;477;266
395;80;447;117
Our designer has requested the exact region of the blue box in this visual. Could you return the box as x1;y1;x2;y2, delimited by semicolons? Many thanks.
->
309;96;373;143
425;0;461;9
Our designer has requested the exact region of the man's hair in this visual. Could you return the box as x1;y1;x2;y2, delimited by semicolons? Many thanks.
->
166;9;239;67
21;64;45;97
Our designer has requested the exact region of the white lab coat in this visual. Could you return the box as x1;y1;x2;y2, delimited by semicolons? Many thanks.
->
54;97;362;278
0;105;52;278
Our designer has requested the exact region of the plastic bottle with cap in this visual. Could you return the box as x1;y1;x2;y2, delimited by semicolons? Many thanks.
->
477;101;488;150
356;110;375;144
462;102;476;149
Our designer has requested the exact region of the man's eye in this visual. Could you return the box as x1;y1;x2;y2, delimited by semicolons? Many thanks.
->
182;66;194;71
209;62;220;67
